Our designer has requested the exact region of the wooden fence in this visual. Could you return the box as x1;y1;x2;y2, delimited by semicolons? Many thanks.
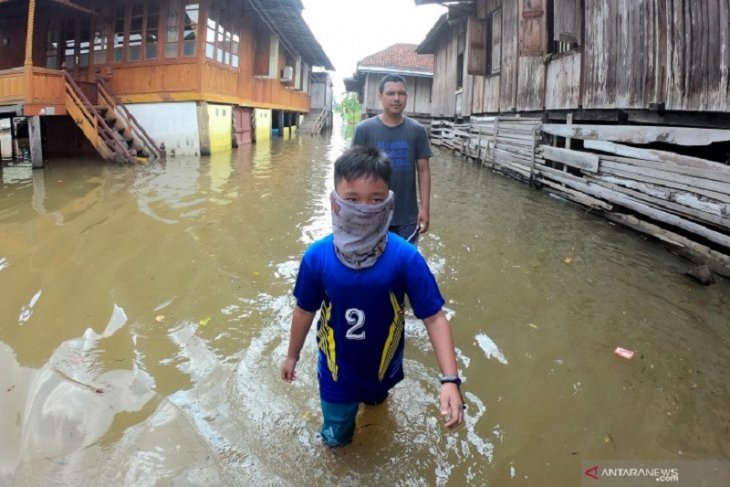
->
430;117;730;278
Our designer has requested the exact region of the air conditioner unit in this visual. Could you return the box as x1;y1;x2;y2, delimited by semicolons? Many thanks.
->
281;65;293;83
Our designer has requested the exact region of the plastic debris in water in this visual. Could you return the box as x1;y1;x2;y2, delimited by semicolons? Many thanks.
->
614;346;635;359
563;256;573;264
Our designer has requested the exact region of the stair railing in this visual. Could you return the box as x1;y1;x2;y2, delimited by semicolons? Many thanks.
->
95;74;162;160
63;71;136;164
311;109;329;136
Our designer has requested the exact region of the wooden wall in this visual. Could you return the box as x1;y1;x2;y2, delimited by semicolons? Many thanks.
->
430;27;460;117
583;0;730;112
430;0;730;118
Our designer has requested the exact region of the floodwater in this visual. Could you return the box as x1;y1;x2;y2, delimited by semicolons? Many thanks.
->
1;117;729;486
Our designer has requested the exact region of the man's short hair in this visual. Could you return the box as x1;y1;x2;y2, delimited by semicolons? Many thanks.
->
378;73;408;94
334;146;392;186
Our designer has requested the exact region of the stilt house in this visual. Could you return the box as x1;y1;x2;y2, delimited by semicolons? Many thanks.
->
416;0;730;278
0;0;333;165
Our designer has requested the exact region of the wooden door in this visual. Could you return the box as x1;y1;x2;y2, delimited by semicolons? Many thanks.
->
233;107;252;145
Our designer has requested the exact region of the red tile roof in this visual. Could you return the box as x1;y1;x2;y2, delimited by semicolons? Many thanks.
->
357;43;434;74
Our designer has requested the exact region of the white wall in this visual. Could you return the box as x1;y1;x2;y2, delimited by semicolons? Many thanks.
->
126;102;201;156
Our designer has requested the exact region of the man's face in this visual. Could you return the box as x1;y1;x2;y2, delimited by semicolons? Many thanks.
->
378;81;407;117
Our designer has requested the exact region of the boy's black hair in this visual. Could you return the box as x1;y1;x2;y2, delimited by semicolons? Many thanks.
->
334;146;392;186
378;73;408;94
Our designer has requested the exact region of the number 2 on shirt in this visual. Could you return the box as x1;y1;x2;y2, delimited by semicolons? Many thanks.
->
345;308;366;340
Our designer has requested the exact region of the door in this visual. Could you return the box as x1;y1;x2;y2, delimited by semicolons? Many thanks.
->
233;107;252;146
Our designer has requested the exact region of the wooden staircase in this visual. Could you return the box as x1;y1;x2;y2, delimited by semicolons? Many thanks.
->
63;72;162;164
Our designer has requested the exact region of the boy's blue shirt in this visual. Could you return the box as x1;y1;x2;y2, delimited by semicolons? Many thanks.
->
294;232;445;404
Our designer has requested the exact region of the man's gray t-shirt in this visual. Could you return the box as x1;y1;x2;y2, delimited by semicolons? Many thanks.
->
351;116;432;227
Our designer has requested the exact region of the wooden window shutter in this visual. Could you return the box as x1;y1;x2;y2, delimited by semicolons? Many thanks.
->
519;0;546;55
467;16;488;76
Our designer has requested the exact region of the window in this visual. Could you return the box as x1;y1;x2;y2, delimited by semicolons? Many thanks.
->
45;20;60;69
205;10;238;68
487;9;501;74
231;34;240;67
93;30;107;65
63;19;76;68
165;0;180;58
113;8;124;62
216;24;224;62
146;2;160;59
128;2;144;61
456;22;465;89
548;0;581;54
183;3;199;56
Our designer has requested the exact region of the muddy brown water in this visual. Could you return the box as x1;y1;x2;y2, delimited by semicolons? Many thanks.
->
1;119;729;486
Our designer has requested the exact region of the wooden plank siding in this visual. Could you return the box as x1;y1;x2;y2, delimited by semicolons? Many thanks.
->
428;0;730;118
430;27;461;117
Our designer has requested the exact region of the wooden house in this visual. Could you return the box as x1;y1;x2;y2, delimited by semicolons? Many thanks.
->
417;0;730;278
344;43;434;120
0;0;333;165
417;0;730;123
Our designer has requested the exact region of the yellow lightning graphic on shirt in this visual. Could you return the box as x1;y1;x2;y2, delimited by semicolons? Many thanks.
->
317;301;338;381
378;292;404;381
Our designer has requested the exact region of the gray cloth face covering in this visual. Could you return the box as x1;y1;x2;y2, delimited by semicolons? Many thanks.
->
330;189;395;269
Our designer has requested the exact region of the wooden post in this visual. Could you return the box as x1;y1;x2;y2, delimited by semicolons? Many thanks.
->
529;127;538;187
492;117;499;168
28;116;43;168
24;0;37;103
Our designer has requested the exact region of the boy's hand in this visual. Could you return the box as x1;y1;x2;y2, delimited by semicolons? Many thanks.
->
439;383;464;428
281;357;298;382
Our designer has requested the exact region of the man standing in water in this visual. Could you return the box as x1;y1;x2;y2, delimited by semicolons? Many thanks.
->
352;74;432;244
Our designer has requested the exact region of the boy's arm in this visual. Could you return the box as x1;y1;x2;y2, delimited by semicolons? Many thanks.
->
281;305;317;382
423;309;464;429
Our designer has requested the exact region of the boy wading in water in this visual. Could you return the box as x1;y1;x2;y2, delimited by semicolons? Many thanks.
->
281;146;464;447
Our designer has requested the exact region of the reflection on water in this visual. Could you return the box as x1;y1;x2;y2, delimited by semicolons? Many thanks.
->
1;118;729;486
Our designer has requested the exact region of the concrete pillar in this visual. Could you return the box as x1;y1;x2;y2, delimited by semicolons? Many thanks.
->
28;115;43;168
197;101;211;156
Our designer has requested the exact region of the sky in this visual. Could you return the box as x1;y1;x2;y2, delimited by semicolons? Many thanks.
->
301;0;446;100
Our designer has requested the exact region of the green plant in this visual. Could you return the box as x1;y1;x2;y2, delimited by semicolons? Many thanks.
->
340;92;362;124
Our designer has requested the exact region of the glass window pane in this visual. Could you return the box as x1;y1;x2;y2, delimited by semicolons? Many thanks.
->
93;31;107;65
167;27;179;43
232;55;238;68
206;43;214;59
165;42;177;58
183;40;196;56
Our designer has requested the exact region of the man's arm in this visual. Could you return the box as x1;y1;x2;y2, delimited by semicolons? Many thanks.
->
423;310;464;428
281;305;316;382
416;157;431;233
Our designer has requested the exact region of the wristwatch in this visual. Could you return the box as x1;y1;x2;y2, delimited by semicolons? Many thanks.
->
439;375;462;387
